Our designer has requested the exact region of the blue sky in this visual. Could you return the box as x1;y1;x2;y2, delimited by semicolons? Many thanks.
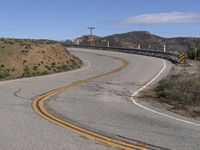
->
0;0;200;40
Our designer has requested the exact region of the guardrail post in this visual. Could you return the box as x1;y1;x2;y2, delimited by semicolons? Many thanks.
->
65;44;180;64
107;41;110;47
164;45;166;52
138;44;141;49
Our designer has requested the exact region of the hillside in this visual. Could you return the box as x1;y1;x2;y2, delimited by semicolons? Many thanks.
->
73;31;200;52
0;38;82;80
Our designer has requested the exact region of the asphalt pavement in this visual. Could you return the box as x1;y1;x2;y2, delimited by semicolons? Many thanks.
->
0;48;199;150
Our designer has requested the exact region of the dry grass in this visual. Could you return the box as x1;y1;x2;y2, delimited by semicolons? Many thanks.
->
0;38;82;79
155;74;200;106
152;61;200;119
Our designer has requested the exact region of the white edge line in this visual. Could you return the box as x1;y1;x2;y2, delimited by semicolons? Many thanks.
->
131;59;200;127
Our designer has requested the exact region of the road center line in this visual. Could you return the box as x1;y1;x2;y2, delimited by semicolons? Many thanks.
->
32;53;148;150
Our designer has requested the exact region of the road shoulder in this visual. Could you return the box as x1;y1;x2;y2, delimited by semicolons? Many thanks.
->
137;60;200;121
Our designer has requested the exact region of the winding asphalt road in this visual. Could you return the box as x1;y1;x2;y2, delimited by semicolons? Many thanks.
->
0;48;200;150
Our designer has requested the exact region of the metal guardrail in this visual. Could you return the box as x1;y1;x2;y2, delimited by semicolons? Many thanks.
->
64;44;180;63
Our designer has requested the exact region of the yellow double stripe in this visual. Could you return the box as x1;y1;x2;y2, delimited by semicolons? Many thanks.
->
32;55;148;150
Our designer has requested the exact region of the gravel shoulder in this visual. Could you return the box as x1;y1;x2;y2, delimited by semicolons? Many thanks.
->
138;60;200;120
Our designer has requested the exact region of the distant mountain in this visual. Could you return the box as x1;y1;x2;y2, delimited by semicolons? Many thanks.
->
72;31;200;52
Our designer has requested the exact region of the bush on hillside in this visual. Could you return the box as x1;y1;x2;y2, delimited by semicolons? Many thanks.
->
187;47;200;61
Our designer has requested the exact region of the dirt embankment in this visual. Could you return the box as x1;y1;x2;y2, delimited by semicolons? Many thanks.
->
0;39;82;79
138;60;200;120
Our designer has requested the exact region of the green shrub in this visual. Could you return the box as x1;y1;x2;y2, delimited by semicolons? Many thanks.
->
33;65;38;71
23;60;27;64
11;68;15;72
187;47;200;61
51;62;56;67
40;71;48;75
23;66;31;77
45;65;52;71
155;75;200;106
0;67;10;78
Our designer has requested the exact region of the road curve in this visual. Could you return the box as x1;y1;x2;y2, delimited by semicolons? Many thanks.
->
0;48;200;150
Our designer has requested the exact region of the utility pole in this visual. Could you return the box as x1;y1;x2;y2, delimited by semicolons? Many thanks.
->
88;27;95;46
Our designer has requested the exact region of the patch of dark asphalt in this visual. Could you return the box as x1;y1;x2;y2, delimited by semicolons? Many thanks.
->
104;81;142;87
87;81;142;86
80;81;139;102
116;134;170;150
51;96;131;104
13;89;30;100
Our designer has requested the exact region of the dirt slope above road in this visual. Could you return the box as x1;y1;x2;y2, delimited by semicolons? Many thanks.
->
0;39;82;79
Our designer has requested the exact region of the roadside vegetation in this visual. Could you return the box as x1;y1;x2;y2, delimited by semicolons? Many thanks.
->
155;74;200;106
0;38;82;80
187;39;200;61
187;47;200;61
154;61;200;118
0;65;10;78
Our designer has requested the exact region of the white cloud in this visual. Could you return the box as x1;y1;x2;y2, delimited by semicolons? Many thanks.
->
114;12;200;24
